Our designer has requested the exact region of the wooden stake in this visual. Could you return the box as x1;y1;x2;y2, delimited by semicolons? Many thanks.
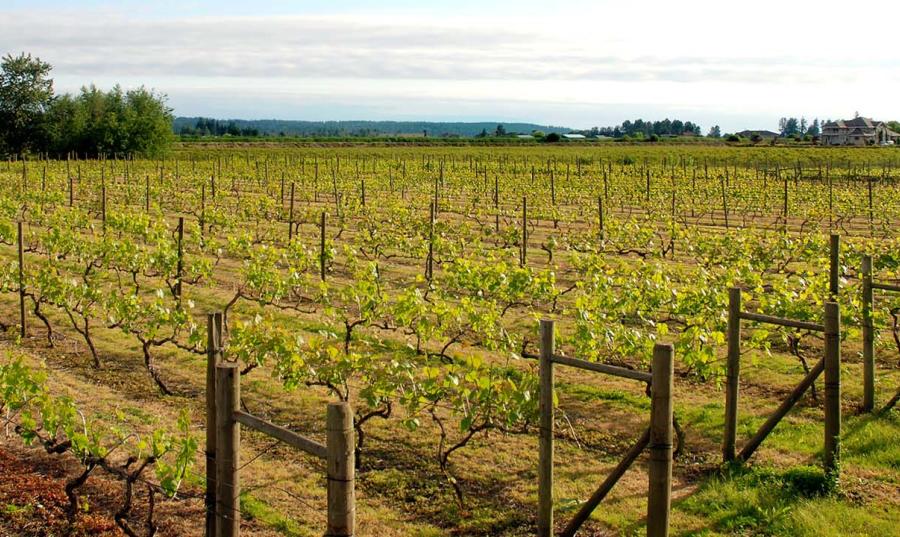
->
861;255;875;412
723;287;741;462
537;319;555;537
648;343;673;537
829;234;840;299
288;182;295;241
206;312;223;537
326;402;355;537
175;217;184;301
17;221;26;339
520;196;527;267
215;363;240;537
824;302;841;479
320;211;327;281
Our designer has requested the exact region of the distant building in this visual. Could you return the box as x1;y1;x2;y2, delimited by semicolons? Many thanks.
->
821;118;900;146
516;134;534;139
737;130;779;139
562;133;586;140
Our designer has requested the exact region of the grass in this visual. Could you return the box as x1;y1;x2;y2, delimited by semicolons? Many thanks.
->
677;463;899;536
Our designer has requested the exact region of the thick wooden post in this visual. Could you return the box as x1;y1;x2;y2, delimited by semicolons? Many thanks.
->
723;287;741;462
320;211;327;281
17;221;26;339
215;363;240;537
829;234;840;299
861;255;875;412
206;312;223;537
537;319;555;537
824;302;841;479
326;402;355;537
648;343;673;537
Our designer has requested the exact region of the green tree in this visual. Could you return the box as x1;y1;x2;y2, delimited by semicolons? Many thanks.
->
707;125;722;138
494;124;506;137
0;53;54;156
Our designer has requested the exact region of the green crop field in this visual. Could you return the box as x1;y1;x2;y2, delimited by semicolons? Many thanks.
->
0;144;897;536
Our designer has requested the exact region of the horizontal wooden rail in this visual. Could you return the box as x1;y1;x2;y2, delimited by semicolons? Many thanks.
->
551;354;653;383
873;281;900;293
234;410;327;459
739;311;824;332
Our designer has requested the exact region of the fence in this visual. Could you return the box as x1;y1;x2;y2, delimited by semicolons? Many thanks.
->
722;290;841;478
205;312;355;537
861;255;900;412
536;319;674;537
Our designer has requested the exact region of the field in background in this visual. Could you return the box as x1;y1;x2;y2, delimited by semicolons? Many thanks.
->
0;144;898;536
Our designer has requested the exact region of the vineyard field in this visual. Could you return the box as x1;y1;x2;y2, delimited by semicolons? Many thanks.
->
0;144;898;537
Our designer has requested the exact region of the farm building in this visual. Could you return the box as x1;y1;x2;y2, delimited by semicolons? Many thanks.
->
821;118;900;146
737;130;779;139
562;133;586;140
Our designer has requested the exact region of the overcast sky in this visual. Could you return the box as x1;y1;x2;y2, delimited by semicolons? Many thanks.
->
2;0;898;132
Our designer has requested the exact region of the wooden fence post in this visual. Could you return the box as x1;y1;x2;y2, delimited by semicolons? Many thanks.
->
861;255;875;412
829;234;840;299
17;221;26;339
824;302;841;480
723;287;741;462
206;312;223;537
648;343;673;537
538;319;555;537
215;362;240;537
326;402;355;537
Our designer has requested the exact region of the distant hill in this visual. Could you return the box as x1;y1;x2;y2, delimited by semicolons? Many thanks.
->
173;117;572;138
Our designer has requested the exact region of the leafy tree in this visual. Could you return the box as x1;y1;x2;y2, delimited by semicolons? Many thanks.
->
494;124;507;137
708;125;722;138
543;132;561;142
778;117;800;137
44;84;172;157
0;53;54;156
807;118;821;137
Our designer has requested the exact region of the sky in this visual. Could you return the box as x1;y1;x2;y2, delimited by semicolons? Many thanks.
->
2;0;899;133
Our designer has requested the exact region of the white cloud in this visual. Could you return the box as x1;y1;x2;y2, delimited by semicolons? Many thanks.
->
2;1;899;131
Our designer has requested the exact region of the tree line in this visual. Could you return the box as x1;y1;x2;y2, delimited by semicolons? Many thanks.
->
778;117;821;138
569;118;703;139
0;53;172;158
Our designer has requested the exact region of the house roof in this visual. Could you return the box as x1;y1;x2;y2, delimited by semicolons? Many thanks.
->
737;130;778;137
844;117;877;128
562;133;586;139
848;127;875;136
